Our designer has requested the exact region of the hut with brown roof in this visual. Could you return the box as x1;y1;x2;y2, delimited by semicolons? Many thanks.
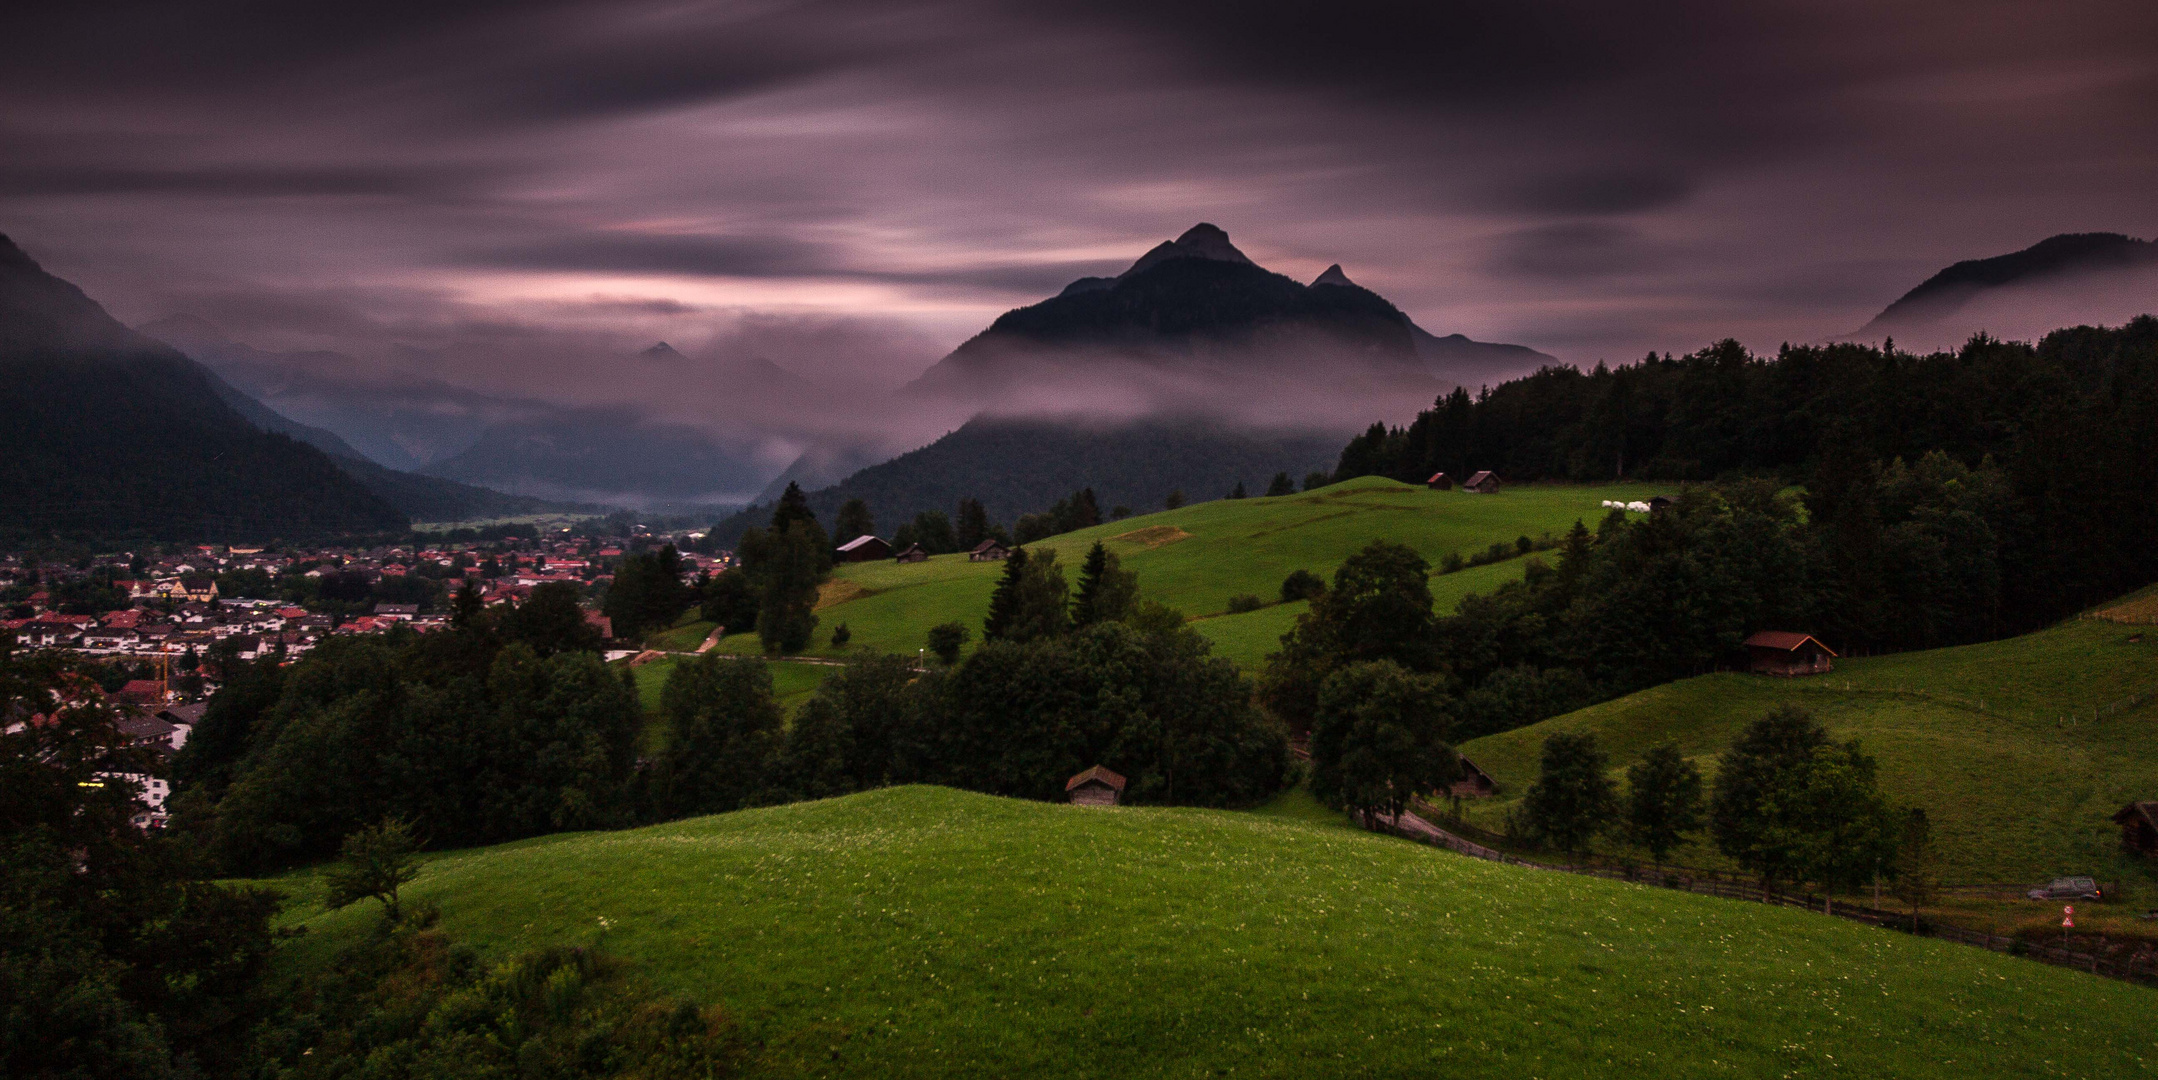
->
1425;472;1453;490
968;539;1011;562
835;535;892;563
2114;802;2158;857
1065;765;1127;807
1463;470;1501;494
1449;756;1497;798
1743;631;1837;676
893;542;928;563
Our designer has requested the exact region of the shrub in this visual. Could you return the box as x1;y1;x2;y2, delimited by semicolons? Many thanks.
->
831;623;851;647
1279;568;1326;603
1225;594;1267;614
926;621;969;665
1440;551;1466;574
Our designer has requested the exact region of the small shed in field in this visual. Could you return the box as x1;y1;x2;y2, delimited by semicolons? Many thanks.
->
968;539;1011;562
1463;471;1501;494
1425;472;1454;490
836;535;891;563
1449;756;1497;798
1066;765;1127;806
1743;631;1836;676
2114;802;2158;856
893;543;928;563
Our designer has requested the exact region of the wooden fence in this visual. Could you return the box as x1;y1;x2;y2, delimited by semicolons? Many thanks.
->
1374;805;2158;989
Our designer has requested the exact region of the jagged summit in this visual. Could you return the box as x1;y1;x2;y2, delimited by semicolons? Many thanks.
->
640;341;686;361
1122;222;1258;277
1312;264;1356;288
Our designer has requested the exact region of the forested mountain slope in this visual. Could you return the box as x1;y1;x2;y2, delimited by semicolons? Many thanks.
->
0;235;405;543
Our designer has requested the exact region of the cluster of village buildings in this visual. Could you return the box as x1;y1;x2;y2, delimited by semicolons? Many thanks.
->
2;532;730;826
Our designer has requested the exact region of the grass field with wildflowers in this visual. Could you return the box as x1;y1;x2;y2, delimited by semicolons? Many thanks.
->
263;786;2155;1078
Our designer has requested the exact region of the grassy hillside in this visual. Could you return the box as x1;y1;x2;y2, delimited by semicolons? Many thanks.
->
265;786;2153;1078
724;477;1672;669
1458;600;2158;883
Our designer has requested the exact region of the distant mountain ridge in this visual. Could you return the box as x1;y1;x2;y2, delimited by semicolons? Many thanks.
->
1857;232;2158;341
710;415;1340;545
906;223;1550;406
0;235;406;543
719;225;1553;541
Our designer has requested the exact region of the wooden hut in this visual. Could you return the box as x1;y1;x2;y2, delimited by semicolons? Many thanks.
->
1449;756;1497;798
1425;472;1454;491
893;543;928;563
1463;470;1501;494
968;539;1011;562
2114;802;2158;856
835;535;891;563
1066;765;1127;807
1743;631;1837;676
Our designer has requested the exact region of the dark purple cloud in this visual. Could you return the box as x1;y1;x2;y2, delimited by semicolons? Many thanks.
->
2;0;2154;426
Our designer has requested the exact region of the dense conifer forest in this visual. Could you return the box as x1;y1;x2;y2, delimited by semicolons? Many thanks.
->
1334;319;2158;648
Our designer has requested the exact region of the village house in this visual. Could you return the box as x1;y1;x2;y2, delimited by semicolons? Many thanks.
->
1463;470;1502;494
969;539;1011;562
1425;472;1454;490
1743;631;1837;676
1066;765;1127;806
2113;802;2158;857
893;543;929;563
835;535;892;563
373;601;419;621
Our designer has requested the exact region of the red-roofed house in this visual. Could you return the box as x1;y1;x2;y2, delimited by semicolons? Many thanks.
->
1743;631;1836;676
118;679;167;706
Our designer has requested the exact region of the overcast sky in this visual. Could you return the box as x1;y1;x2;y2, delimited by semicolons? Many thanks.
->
5;0;2156;397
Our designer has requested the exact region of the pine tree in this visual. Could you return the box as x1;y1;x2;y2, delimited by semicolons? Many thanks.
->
451;578;483;629
982;546;1030;640
1266;472;1295;497
955;497;990;549
771;482;817;533
835;498;875;543
1072;542;1137;627
1228;481;1247;499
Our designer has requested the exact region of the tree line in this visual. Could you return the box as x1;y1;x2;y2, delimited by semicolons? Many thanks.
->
1332;320;2158;652
1512;709;1934;913
171;534;1290;878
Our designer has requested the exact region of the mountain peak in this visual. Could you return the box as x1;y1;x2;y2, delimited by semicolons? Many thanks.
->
1860;231;2158;335
1122;222;1258;277
1312;264;1356;288
640;341;686;361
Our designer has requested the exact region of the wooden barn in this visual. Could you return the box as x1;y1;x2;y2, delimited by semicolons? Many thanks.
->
1066;765;1127;806
2114;802;2158;856
1743;631;1837;676
1463;470;1501;494
968;539;1011;562
1425;472;1454;490
835;535;891;563
893;542;928;563
1449;756;1497;798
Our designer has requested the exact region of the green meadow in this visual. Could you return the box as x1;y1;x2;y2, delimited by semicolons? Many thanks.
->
264;786;2154;1079
719;477;1673;669
1457;601;2158;884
